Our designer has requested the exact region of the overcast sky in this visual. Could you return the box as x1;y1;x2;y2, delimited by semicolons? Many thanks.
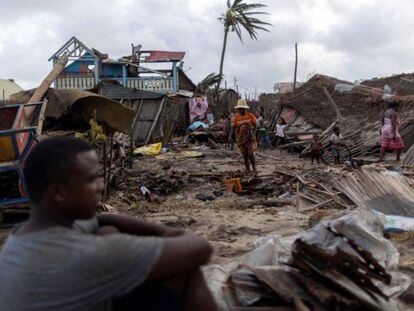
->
1;0;413;94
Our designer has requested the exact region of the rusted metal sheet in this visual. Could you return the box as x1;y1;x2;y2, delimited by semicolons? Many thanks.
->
142;50;185;62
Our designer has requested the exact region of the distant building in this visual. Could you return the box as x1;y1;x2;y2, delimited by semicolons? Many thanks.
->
49;36;196;94
0;79;22;100
273;82;304;94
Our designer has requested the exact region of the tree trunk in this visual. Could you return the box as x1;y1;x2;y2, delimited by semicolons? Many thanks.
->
29;53;69;103
217;26;229;91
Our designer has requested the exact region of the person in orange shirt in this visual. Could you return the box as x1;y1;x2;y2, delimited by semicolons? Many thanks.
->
231;99;258;173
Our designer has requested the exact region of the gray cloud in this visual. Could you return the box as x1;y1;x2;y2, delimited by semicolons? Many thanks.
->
0;0;413;94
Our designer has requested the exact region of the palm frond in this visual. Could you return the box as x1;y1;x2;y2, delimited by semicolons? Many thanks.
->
197;73;223;92
221;1;272;41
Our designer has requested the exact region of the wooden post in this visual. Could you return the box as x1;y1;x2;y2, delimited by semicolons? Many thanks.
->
323;86;343;122
293;43;298;91
36;99;48;136
106;132;114;199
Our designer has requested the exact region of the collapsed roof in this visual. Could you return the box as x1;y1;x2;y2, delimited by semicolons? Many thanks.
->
8;88;134;133
278;74;414;130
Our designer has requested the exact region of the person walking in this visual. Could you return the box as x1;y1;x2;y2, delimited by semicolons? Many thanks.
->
380;102;405;162
232;99;258;173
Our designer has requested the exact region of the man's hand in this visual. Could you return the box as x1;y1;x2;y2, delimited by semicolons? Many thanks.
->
162;227;186;237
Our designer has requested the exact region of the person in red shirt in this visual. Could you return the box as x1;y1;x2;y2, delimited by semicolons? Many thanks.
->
231;99;258;173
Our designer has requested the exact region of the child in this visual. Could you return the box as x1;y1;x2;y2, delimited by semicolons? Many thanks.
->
0;137;217;311
310;134;323;164
330;126;344;165
273;117;287;147
258;120;272;150
222;112;232;147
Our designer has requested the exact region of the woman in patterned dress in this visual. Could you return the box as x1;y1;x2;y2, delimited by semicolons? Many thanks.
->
379;102;405;162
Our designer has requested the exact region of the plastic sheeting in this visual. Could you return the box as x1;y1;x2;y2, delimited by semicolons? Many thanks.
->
210;209;411;310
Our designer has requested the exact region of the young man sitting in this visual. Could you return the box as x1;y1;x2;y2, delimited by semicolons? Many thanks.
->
0;137;217;311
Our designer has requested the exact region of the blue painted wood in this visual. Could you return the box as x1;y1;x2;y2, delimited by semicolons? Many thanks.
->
102;63;123;78
172;61;177;92
122;64;127;86
94;59;99;83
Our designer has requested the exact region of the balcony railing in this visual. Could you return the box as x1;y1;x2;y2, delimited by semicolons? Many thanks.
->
55;76;175;93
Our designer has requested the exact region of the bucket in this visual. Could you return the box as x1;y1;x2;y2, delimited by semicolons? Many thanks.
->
225;178;243;194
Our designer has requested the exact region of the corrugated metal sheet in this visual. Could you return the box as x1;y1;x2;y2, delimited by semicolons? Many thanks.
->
142;51;185;62
97;81;164;100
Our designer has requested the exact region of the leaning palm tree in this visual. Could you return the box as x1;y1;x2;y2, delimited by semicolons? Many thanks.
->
217;0;272;90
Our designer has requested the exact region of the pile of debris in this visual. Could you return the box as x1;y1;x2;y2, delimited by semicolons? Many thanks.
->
276;74;414;159
219;209;411;310
361;73;414;96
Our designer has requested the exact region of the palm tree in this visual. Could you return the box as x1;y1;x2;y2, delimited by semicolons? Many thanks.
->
217;0;272;91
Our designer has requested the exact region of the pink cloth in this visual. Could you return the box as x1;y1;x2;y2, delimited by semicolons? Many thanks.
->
189;97;208;122
381;117;405;150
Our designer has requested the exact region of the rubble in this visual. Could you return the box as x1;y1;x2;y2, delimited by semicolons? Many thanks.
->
275;74;414;160
2;52;414;311
218;209;411;310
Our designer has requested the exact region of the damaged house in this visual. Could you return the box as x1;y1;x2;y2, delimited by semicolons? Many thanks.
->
47;36;199;144
275;74;414;160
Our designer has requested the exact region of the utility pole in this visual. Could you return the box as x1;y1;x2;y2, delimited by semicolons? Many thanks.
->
234;76;239;95
293;43;298;91
254;86;257;100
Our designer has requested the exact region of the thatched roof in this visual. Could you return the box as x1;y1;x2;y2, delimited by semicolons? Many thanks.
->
279;74;414;129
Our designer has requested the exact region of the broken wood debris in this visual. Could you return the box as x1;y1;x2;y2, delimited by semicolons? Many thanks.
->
222;209;410;310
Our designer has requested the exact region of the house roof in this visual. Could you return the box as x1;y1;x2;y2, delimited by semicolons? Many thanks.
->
49;36;98;61
91;80;164;100
279;74;414;129
0;79;23;100
141;50;185;62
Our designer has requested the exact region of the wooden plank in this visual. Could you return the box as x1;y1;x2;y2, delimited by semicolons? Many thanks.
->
144;97;165;145
36;99;48;136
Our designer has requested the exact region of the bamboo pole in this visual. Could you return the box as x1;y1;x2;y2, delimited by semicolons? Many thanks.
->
323;86;343;122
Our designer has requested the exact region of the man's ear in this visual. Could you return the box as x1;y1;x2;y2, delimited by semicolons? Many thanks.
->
47;184;66;204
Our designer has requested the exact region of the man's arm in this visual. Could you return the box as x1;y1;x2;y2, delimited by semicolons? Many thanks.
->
97;213;184;237
149;233;213;280
98;214;214;279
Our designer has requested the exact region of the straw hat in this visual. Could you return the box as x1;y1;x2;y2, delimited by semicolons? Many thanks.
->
235;99;250;109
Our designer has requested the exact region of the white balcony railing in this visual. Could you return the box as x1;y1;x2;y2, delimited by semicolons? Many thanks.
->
55;76;174;93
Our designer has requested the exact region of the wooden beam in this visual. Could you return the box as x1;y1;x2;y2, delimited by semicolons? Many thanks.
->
323;86;343;122
29;53;69;103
